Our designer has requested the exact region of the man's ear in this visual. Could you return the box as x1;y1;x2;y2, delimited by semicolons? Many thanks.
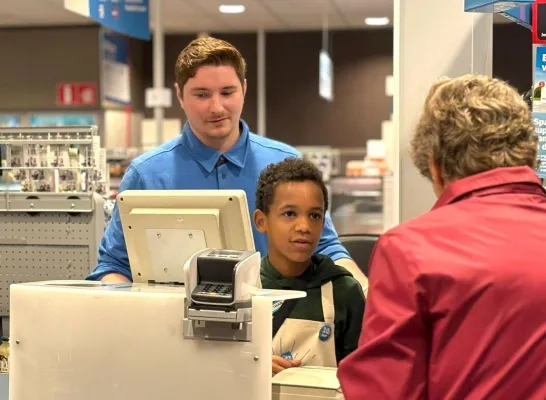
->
175;82;184;109
253;209;267;233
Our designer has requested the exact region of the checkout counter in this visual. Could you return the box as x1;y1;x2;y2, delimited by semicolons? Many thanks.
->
273;367;343;399
8;248;344;399
7;189;345;399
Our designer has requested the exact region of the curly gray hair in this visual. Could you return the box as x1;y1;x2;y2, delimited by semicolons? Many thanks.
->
411;74;537;182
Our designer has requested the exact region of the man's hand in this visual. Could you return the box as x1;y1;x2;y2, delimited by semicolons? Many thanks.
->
272;356;301;375
100;273;130;283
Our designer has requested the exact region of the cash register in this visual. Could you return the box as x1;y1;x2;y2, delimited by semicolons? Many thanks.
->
7;189;344;400
182;247;343;398
183;247;259;341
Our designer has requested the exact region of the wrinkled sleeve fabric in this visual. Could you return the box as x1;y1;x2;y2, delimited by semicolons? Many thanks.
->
315;212;351;261
337;233;429;400
86;165;145;281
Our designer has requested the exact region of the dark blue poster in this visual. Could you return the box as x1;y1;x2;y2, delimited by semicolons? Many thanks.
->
89;0;150;40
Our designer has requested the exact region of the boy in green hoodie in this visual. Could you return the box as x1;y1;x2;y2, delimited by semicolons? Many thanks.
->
253;157;365;376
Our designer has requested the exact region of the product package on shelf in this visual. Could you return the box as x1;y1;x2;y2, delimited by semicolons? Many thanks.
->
105;147;141;198
0;126;108;200
296;146;336;182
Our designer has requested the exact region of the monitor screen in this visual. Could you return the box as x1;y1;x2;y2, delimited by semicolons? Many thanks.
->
117;189;255;285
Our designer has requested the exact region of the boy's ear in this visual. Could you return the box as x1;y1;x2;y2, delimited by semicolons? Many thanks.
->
253;209;267;233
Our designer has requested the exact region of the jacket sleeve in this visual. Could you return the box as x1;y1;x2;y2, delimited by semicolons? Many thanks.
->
315;211;351;261
337;233;429;400
86;165;145;281
337;278;366;362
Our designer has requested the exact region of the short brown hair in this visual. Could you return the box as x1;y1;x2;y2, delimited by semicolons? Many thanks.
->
411;74;537;182
174;36;246;90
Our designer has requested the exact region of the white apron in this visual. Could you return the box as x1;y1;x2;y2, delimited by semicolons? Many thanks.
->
272;281;337;368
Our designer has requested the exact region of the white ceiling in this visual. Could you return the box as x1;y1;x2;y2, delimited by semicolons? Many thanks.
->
0;0;512;33
0;0;392;33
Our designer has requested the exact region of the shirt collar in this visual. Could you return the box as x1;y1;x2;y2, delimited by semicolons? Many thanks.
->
181;119;250;173
432;166;546;209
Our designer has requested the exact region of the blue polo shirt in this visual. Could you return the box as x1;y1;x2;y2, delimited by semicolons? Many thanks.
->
87;120;349;281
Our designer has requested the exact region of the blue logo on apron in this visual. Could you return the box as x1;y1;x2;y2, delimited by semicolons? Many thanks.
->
318;324;333;342
281;351;294;360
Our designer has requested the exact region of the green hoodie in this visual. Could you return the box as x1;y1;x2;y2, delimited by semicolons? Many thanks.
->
261;254;366;363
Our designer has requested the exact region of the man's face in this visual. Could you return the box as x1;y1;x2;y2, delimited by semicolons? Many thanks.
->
255;181;325;266
176;65;246;148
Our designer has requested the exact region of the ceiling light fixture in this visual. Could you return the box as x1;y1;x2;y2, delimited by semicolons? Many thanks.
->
364;17;390;26
219;5;246;14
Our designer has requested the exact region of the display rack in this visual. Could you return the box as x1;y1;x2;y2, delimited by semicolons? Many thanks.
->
0;125;108;199
106;147;141;197
0;126;106;337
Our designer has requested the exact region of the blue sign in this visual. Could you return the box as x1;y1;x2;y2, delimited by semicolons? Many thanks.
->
89;0;150;40
533;112;546;178
532;46;546;177
464;0;532;13
500;4;532;29
29;114;96;127
536;46;546;74
532;46;546;113
102;31;130;65
0;115;20;127
101;30;132;105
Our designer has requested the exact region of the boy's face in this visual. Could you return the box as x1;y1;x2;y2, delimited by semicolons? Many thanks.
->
254;181;325;265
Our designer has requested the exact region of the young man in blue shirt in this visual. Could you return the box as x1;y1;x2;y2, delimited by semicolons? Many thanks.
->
87;36;367;289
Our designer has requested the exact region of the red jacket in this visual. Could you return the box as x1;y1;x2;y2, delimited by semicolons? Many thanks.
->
338;166;546;400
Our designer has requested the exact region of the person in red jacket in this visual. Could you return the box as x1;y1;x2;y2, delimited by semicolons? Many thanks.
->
337;74;546;400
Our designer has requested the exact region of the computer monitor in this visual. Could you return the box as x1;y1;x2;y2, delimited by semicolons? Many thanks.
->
117;189;256;285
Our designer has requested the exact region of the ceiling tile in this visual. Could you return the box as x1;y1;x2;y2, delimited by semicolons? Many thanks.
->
0;0;395;32
259;0;331;14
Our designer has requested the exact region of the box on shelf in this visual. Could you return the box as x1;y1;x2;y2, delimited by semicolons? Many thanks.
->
0;126;108;199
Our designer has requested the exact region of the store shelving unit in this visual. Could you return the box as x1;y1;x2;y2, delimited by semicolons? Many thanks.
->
0;125;108;203
105;147;141;197
0;126;105;337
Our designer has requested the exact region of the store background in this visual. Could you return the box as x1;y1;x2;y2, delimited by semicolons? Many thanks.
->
0;22;532;148
0;3;538;398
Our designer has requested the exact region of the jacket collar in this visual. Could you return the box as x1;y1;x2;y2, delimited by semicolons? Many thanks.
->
432;166;546;209
181;119;250;173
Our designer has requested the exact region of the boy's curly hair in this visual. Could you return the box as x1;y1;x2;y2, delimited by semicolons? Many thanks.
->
255;157;329;214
